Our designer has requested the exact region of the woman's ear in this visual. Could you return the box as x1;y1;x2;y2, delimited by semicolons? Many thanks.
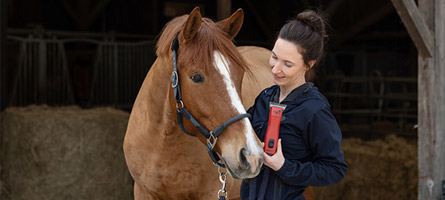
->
308;60;316;68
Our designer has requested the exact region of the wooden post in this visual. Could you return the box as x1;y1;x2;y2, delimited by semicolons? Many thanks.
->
419;0;445;199
151;0;159;34
432;0;445;200
217;0;231;20
392;0;445;199
1;0;7;110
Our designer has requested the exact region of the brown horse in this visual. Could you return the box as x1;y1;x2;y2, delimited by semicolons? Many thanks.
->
123;7;313;200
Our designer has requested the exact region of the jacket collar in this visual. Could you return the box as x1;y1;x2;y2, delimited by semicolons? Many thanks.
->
271;82;314;104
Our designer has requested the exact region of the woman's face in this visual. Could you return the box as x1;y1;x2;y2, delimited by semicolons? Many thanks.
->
269;38;308;90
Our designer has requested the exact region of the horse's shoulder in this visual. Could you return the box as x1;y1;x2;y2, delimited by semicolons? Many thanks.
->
237;46;271;56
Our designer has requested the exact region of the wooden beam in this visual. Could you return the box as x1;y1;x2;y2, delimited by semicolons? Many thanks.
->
299;0;311;8
57;0;82;28
241;0;273;39
355;31;409;40
417;0;445;199
391;0;434;58
326;0;345;16
433;0;445;198
217;0;231;20
1;0;7;110
333;3;394;47
87;0;111;29
57;0;111;30
416;0;435;196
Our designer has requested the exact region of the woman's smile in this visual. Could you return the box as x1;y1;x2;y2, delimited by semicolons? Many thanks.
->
274;74;284;80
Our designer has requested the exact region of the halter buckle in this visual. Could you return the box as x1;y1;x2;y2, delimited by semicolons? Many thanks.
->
171;71;179;88
207;132;217;150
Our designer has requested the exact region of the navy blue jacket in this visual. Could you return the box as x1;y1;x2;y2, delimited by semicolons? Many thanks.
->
241;83;348;200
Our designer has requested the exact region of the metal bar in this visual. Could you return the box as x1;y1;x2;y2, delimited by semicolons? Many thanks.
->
127;45;132;104
122;45;127;105
48;41;53;104
8;28;155;40
58;42;75;104
113;41;118;105
38;35;47;104
9;41;26;106
26;38;31;105
324;76;417;83
88;44;102;105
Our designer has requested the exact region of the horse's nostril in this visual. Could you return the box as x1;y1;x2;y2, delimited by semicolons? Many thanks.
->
240;148;251;170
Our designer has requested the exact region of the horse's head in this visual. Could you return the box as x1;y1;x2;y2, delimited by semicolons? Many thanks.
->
156;7;263;179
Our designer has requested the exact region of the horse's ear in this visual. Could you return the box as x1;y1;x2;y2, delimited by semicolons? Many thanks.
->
182;7;202;42
217;8;244;39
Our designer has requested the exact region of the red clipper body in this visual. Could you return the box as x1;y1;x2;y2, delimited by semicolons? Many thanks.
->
264;102;286;156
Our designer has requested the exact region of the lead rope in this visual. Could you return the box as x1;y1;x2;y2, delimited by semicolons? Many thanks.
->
216;165;228;200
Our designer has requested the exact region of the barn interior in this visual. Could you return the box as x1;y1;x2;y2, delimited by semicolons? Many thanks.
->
1;0;430;199
1;0;418;138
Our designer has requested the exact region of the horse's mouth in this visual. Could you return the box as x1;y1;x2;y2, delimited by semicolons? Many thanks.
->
221;157;261;179
225;161;241;179
220;157;240;179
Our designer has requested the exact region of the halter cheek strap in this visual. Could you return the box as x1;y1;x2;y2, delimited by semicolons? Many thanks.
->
170;33;251;167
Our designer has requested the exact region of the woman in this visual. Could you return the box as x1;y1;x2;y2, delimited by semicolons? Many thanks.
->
241;10;348;200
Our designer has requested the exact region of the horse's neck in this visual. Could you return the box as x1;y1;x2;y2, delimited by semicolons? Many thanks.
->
125;57;214;196
133;57;174;131
128;57;194;148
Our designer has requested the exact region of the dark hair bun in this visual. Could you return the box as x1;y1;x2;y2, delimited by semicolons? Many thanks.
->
296;10;327;38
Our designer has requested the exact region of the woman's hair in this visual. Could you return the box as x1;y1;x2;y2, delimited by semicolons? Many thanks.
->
278;10;328;82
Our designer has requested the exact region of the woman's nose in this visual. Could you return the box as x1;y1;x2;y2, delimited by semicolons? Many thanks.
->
271;63;281;74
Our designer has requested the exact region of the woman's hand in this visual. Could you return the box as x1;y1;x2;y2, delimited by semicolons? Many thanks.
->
263;139;285;171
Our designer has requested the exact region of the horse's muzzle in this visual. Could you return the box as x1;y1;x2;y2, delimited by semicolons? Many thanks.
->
224;146;263;179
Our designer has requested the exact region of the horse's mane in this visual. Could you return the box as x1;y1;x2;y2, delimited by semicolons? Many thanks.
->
156;15;248;73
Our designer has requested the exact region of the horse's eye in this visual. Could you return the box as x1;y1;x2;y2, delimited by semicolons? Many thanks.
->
190;72;204;83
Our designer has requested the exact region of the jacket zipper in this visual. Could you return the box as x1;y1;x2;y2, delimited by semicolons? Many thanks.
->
273;176;282;200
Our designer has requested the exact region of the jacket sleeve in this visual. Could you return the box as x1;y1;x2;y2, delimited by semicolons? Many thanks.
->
275;106;348;186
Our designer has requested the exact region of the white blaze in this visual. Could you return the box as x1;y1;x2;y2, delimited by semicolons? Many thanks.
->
213;51;261;155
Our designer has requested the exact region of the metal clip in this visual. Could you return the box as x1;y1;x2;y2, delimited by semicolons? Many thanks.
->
218;189;227;199
217;165;228;199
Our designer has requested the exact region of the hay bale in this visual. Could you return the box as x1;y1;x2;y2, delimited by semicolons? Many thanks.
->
314;135;417;200
1;105;133;200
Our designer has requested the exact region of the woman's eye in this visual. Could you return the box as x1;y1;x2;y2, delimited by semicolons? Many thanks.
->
190;72;204;83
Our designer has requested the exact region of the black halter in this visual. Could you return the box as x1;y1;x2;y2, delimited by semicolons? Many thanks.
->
170;34;251;167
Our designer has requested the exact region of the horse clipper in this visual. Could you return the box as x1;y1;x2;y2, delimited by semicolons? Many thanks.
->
264;102;286;155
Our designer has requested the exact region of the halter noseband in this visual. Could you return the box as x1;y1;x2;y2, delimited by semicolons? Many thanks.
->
170;33;251;167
